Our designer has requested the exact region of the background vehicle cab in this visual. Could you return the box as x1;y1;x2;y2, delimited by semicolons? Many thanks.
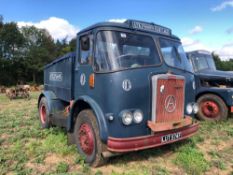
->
187;50;233;121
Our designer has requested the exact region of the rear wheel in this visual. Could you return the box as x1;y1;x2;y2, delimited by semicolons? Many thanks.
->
74;109;106;167
197;94;228;121
38;97;51;128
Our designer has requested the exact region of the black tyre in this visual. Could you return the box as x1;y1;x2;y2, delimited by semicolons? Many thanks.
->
197;94;228;121
74;109;106;167
38;97;51;128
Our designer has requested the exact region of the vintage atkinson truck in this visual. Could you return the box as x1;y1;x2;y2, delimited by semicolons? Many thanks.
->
38;20;199;166
187;50;233;121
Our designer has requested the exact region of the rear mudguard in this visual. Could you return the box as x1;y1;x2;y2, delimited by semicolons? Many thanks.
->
67;95;108;143
38;92;108;143
38;91;68;116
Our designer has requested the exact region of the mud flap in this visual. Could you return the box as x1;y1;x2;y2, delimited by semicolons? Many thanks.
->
67;132;76;145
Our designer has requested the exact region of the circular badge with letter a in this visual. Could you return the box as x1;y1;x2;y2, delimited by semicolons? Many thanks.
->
165;95;176;113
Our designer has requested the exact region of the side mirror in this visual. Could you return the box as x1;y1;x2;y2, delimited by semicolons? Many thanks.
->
81;36;90;51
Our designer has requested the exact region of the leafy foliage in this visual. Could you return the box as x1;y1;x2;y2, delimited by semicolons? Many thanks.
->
212;53;233;71
0;17;76;85
21;26;57;82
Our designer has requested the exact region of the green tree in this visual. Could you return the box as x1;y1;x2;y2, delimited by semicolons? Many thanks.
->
0;20;26;85
212;53;233;71
69;38;76;51
55;37;76;57
0;19;77;86
0;15;3;28
0;22;25;59
21;26;56;83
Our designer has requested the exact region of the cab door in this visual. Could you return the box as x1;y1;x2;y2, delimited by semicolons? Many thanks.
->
74;33;94;98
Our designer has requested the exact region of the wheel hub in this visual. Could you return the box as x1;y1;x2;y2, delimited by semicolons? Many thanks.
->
201;101;220;118
78;123;94;155
40;105;46;124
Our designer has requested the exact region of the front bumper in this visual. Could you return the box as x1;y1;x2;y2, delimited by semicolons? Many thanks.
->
107;122;199;153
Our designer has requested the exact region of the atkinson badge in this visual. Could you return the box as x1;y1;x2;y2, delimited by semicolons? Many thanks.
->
49;72;63;82
165;95;176;113
122;79;132;91
80;73;86;86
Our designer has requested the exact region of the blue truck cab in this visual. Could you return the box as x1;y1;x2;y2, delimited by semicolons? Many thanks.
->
187;50;233;121
38;20;199;166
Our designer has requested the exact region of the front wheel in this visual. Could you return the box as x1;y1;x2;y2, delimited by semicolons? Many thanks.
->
74;110;106;167
197;94;228;121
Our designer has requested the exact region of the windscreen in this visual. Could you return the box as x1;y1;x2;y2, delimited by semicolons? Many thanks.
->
159;38;193;72
94;31;161;72
191;54;216;71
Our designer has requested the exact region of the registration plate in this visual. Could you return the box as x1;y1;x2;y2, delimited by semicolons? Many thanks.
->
161;132;181;143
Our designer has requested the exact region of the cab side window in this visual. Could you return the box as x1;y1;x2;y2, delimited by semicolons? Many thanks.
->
79;35;92;65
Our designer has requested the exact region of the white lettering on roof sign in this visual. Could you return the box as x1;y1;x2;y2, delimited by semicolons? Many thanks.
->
130;21;171;36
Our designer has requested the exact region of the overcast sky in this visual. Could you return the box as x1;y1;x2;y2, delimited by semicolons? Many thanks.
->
1;0;233;59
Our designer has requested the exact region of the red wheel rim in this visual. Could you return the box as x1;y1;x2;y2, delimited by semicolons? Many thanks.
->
201;101;220;118
78;123;94;155
40;105;46;124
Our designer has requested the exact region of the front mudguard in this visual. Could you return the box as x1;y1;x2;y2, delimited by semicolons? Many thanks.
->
67;95;108;143
197;87;233;107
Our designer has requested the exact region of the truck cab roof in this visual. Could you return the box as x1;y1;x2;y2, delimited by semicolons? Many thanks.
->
187;50;211;56
78;19;180;40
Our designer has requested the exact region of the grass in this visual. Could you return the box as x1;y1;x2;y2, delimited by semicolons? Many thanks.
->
0;92;233;175
56;162;69;173
174;144;209;174
0;92;80;174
